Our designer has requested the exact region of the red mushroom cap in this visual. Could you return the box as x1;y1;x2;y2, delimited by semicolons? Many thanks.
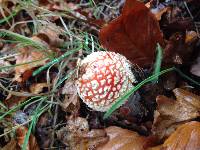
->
76;51;136;112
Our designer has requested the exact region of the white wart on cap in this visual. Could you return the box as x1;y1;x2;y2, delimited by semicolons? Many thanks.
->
76;51;136;112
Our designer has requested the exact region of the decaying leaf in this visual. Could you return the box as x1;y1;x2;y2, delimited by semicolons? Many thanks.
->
4;94;27;108
57;116;108;150
14;45;47;82
16;126;39;150
14;26;64;82
60;80;79;111
29;83;48;94
97;126;156;150
149;121;200;150
152;88;200;139
1;139;19;150
99;0;164;67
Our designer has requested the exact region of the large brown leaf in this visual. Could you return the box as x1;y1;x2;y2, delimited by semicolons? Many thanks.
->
152;88;200;140
97;126;156;150
149;121;200;150
99;0;164;67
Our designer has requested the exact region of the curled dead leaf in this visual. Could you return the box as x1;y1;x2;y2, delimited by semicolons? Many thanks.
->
99;0;164;67
97;126;156;150
152;88;200;139
57;116;108;150
149;121;200;150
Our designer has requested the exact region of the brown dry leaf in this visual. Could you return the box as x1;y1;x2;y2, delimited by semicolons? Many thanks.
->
4;94;27;108
36;26;64;47
14;26;64;82
149;121;200;150
16;126;39;150
57;116;108;150
29;83;48;94
152;88;200;139
99;0;164;67
1;139;19;150
97;126;156;150
14;45;47;82
60;80;79;111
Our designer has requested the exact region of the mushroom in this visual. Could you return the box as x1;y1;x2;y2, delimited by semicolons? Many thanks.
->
76;51;137;112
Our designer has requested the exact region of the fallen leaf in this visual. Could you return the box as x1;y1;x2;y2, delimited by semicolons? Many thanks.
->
4;94;27;108
99;0;164;67
97;126;156;150
1;139;19;150
57;116;108;150
16;126;39;150
36;26;64;47
152;88;200;139
60;80;79;111
29;83;48;94
14;45;47;82
13;26;64;82
149;121;200;150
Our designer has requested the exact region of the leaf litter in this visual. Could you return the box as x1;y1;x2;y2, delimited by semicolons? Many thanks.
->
0;0;200;149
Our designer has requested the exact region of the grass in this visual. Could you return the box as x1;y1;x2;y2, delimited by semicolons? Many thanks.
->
0;1;119;149
1;0;199;149
104;67;200;119
22;97;48;150
153;43;163;82
103;67;176;119
0;30;46;50
32;43;82;76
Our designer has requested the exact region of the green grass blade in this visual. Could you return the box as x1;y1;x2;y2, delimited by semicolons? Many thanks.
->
53;69;77;90
0;96;43;121
0;29;46;49
153;43;163;82
103;67;175;119
21;97;47;150
0;58;47;71
0;11;17;24
175;68;200;86
32;44;82;76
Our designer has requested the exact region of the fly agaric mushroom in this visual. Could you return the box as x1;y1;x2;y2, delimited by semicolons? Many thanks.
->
76;51;137;112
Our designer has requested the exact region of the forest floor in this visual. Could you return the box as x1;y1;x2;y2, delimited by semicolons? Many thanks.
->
0;0;200;150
